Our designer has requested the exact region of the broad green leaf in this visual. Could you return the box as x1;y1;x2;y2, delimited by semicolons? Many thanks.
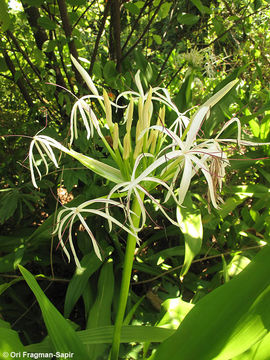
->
153;34;162;45
64;247;113;317
42;39;57;53
212;17;226;37
177;13;199;26
124;2;140;15
158;298;194;329
0;0;11;31
103;61;118;84
66;0;85;5
249;118;260;137
0;189;19;224
86;260;114;328
93;62;103;79
227;254;251;277
136;1;145;8
23;0;44;6
37;16;56;30
191;0;211;14
177;201;203;277
0;245;24;272
159;2;172;18
0;57;8;72
146;246;185;263
18;265;89;358
153;246;270;360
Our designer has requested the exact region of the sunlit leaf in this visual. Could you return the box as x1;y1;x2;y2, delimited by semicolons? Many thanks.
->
153;246;270;360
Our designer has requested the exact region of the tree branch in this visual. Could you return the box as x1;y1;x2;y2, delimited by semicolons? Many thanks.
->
201;4;270;49
6;30;41;80
89;0;111;76
121;0;152;53
57;0;82;84
22;1;67;90
121;0;164;62
2;49;34;108
71;0;95;31
111;0;122;71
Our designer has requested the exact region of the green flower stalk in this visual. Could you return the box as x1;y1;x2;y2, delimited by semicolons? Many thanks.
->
26;57;270;359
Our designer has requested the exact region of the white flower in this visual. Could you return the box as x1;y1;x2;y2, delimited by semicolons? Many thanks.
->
53;198;138;268
28;134;67;188
106;154;180;231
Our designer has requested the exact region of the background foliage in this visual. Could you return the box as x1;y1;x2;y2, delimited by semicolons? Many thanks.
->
0;0;270;359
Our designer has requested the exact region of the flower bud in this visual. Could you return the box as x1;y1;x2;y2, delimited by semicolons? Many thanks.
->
103;89;113;130
113;123;119;150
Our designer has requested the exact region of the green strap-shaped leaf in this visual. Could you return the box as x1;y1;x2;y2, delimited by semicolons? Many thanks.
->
24;325;175;353
0;319;24;355
86;260;115;359
153;245;270;360
177;199;203;277
0;328;24;355
18;265;89;359
64;247;113;318
233;331;270;360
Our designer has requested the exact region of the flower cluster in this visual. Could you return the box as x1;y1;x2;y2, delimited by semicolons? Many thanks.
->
27;57;267;267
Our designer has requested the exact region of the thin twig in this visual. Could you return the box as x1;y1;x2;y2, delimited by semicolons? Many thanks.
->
121;0;164;62
121;0;152;52
131;244;265;285
89;0;111;75
201;4;270;49
0;274;70;282
71;0;95;31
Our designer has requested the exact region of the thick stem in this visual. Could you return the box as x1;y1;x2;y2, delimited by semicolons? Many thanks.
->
111;194;144;360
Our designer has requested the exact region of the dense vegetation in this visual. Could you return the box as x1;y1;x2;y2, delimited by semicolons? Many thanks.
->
0;0;270;359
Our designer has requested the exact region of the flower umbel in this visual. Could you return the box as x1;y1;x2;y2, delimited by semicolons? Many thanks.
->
26;58;270;266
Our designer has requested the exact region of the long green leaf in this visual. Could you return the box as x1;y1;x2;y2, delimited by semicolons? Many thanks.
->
153;245;270;360
18;265;89;359
86;260;115;358
24;325;175;353
0;319;24;356
233;331;270;360
64;247;113;317
177;200;203;277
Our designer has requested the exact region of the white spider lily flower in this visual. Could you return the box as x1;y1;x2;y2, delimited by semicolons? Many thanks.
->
134;125;231;209
106;154;180;231
29;135;68;188
69;93;127;145
53;198;138;268
70;95;103;144
28;133;124;188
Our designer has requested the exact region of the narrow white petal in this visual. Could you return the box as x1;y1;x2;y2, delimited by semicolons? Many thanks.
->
185;106;210;149
135;70;144;98
178;157;193;205
29;141;38;188
71;55;99;96
68;214;81;268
